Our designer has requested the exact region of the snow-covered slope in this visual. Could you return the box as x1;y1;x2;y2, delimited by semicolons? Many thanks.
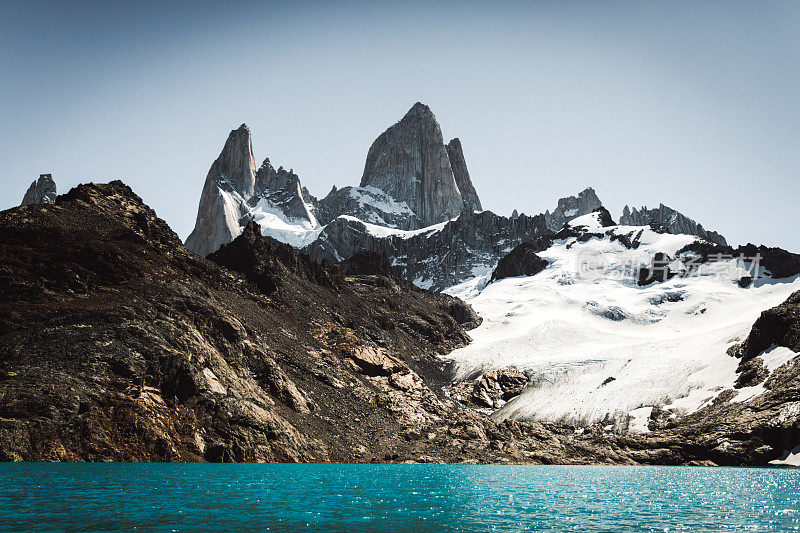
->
316;186;423;230
249;196;322;248
445;212;800;432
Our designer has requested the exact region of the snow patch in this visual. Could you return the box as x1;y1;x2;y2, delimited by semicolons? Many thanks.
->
349;186;416;217
218;189;247;242
627;406;653;433
250;197;323;248
769;445;800;467
336;215;451;240
566;211;602;231
760;345;798;373
731;345;798;404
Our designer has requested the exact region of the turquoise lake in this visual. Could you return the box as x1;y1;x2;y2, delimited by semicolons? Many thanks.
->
0;464;798;531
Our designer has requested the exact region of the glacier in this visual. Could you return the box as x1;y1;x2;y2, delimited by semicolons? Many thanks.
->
444;212;800;432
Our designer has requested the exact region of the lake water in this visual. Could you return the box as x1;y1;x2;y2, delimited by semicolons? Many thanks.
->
0;464;797;531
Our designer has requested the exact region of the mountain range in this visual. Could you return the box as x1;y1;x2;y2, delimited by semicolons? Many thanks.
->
184;103;734;292
5;102;800;466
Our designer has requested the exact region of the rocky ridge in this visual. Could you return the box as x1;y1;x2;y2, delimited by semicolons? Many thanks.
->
303;209;553;291
544;187;602;231
635;241;800;287
620;203;727;246
0;181;477;462
184;106;735;294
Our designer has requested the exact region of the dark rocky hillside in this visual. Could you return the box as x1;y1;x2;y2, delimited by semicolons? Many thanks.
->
0;181;476;461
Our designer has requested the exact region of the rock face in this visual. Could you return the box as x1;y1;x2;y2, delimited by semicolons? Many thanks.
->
620;203;727;246
592;206;616;227
0;181;483;462
185;125;318;257
544;187;602;231
316;186;422;230
20;174;57;206
185;125;257;257
304;209;552;291
446;138;482;213
736;244;800;279
738;291;800;362
360;103;466;226
491;241;550;282
449;367;529;409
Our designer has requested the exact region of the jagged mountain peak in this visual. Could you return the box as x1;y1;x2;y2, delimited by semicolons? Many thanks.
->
187;103;487;257
21;173;57;206
215;123;257;197
619;203;727;246
383;102;437;132
446;136;461;145
446;138;482;213
185;124;318;257
545;187;603;231
565;187;600;206
255;158;300;190
359;103;468;226
406;101;432;116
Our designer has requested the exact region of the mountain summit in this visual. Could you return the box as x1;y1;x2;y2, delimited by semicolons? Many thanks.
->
446;138;482;213
544;187;603;231
185;124;319;257
185;124;257;257
360;102;480;226
20;174;57;206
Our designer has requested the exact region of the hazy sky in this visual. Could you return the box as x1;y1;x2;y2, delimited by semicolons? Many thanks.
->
2;1;798;250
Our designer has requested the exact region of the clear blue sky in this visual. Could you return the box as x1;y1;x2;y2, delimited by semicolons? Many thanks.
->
2;1;798;250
